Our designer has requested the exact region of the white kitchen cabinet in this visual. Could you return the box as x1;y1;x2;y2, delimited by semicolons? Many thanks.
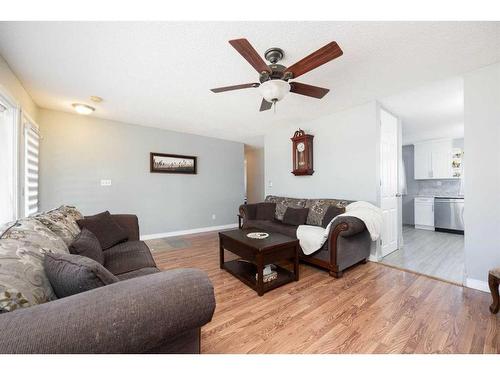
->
414;197;434;230
431;139;453;179
414;139;458;180
414;142;433;179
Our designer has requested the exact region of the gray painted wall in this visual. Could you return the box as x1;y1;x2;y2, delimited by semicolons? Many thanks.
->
402;145;417;225
38;109;245;236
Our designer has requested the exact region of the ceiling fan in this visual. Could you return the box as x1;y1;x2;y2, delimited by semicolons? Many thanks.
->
210;38;343;112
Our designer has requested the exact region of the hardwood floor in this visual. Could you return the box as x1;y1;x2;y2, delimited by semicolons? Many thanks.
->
147;231;499;354
381;225;464;284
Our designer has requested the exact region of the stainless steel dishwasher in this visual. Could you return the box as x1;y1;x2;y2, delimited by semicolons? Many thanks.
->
434;197;464;234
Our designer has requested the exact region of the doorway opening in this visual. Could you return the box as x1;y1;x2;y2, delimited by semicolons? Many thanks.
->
378;76;465;285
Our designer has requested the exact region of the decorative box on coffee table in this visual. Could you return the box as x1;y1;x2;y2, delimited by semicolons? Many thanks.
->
218;229;299;296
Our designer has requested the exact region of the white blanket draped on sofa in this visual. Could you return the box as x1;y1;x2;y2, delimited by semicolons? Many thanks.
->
296;201;383;255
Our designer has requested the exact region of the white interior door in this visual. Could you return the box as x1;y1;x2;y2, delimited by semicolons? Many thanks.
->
380;109;399;257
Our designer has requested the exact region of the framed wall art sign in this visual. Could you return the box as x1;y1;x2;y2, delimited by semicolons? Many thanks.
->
150;152;197;174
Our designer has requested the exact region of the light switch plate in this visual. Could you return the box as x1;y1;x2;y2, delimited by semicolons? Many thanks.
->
100;179;112;186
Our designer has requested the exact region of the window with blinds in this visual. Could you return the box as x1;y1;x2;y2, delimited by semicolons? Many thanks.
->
23;117;40;217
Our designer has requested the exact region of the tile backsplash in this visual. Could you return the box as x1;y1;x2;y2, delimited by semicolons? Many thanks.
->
416;179;462;196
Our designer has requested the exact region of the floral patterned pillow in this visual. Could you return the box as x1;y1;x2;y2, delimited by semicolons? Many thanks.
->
305;199;350;226
1;218;68;254
34;206;83;246
0;239;59;313
265;195;307;221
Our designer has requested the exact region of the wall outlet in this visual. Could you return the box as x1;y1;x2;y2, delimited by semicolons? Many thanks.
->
211;214;216;220
100;179;112;186
268;180;273;188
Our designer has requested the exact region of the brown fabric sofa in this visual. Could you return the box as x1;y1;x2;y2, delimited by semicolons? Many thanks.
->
239;196;371;277
0;210;216;354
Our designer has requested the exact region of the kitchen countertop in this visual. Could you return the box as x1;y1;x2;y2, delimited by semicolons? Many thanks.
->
414;195;464;199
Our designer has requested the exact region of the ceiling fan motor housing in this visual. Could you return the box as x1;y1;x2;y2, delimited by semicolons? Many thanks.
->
264;47;284;64
260;64;286;82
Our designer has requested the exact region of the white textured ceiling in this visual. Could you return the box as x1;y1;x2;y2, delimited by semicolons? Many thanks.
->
381;77;464;145
0;22;499;145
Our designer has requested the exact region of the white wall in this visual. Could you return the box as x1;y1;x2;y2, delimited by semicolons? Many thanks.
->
265;101;379;203
464;62;500;289
245;145;265;203
38;109;245;236
0;54;38;120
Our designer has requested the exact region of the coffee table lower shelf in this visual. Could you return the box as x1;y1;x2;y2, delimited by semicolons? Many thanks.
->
222;259;296;295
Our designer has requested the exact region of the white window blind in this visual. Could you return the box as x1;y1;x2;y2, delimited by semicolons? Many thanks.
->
23;118;40;217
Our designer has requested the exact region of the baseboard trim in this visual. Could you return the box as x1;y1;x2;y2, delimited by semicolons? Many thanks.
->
368;254;381;262
465;278;490;293
140;223;238;240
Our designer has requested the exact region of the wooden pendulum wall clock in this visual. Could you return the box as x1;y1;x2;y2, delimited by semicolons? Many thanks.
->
291;129;314;176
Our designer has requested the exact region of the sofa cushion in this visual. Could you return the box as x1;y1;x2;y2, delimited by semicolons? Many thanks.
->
103;241;156;275
77;211;128;250
282;207;309;226
34;205;83;246
255;202;276;220
305;199;350;226
69;228;104;265
0;218;69;254
243;219;298;238
0;238;61;312
321;205;346;228
116;267;160;281
44;253;119;298
265;195;307;221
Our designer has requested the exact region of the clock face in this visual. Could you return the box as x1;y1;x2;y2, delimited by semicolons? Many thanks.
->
296;142;305;152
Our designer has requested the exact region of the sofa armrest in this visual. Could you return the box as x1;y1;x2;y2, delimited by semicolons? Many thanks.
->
112;214;139;241
239;204;257;221
0;268;215;353
329;216;366;238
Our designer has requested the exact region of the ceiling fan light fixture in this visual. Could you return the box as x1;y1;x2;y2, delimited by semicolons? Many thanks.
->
259;80;290;103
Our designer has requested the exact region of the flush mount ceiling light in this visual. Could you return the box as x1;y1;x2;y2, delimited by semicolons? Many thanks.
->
72;103;95;115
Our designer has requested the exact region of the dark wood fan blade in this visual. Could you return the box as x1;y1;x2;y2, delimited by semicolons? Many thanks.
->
285;42;343;79
290;82;330;99
211;83;259;93
259;98;272;112
229;39;272;74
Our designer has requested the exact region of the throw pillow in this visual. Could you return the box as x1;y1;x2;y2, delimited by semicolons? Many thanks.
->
282;207;309;226
76;211;128;250
321;205;346;228
1;218;69;254
69;228;104;264
255;203;276;220
0;238;59;312
44;253;119;298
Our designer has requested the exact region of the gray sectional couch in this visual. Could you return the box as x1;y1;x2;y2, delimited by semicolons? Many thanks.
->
240;195;371;277
0;206;215;354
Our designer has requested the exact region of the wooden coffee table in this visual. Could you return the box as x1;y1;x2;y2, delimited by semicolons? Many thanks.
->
219;229;299;296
